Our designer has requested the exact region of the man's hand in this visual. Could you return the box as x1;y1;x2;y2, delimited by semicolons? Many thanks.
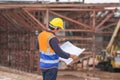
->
70;54;78;61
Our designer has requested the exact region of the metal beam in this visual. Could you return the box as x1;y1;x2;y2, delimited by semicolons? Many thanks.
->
95;10;115;31
98;23;117;31
24;7;106;11
46;9;49;29
15;10;36;31
0;3;119;8
59;29;93;32
23;8;46;30
10;10;32;31
50;10;91;30
2;12;22;31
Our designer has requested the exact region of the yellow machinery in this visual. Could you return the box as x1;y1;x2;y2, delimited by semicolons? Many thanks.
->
96;19;120;71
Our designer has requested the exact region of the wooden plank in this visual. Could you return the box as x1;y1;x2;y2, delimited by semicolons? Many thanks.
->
107;19;120;49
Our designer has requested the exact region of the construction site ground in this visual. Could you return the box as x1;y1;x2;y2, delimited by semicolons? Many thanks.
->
0;66;120;80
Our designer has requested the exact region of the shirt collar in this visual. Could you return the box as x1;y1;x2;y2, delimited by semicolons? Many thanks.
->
46;30;56;35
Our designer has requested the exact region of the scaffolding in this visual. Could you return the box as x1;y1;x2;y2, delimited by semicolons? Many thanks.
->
0;2;120;72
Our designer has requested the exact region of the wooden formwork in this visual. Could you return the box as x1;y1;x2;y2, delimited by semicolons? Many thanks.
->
0;2;120;72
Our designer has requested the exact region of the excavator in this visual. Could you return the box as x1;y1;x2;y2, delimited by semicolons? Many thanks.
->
96;19;120;72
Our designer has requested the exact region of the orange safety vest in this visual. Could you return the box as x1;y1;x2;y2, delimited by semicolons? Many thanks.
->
38;31;55;53
38;31;59;69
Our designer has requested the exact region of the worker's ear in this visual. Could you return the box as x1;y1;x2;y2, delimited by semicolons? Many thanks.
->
56;27;60;30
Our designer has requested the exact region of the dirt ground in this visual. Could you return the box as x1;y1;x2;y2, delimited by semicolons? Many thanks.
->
0;66;120;80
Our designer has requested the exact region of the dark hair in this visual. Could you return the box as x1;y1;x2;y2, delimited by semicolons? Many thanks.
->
49;24;60;30
49;25;55;30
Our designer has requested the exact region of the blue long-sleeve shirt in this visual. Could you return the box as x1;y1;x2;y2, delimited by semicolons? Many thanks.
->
36;36;70;59
50;37;70;59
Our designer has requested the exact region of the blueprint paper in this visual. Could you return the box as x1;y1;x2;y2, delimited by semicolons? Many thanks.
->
60;41;85;65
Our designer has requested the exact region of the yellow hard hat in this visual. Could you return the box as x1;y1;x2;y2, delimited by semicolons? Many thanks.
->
49;18;64;29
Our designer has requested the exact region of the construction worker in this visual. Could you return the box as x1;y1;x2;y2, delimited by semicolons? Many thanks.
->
37;18;78;80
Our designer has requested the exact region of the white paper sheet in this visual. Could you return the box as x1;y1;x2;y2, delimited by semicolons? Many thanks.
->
60;41;85;65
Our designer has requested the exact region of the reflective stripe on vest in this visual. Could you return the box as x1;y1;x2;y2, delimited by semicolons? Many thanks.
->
38;31;59;69
40;52;59;69
40;59;59;64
